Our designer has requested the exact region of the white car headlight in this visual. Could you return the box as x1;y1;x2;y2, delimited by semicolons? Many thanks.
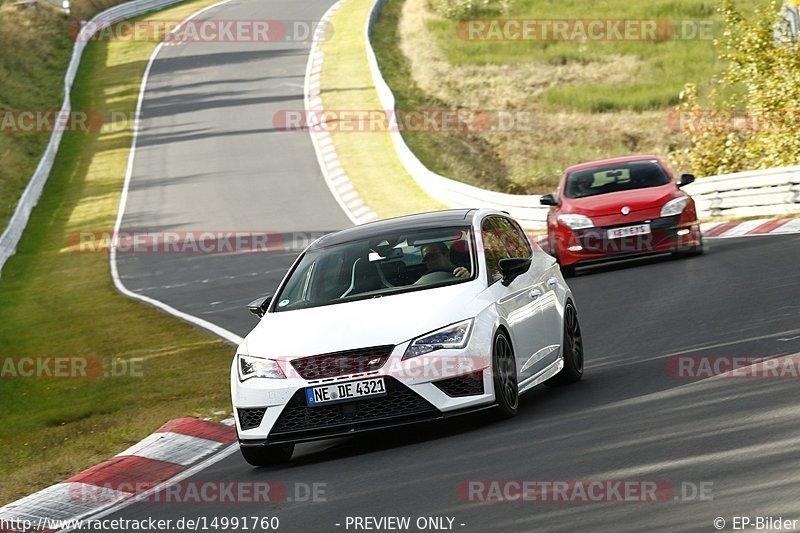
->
237;354;285;381
661;197;689;217
557;214;594;230
403;319;474;360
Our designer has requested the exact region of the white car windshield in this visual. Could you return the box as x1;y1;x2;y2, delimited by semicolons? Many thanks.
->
272;227;476;312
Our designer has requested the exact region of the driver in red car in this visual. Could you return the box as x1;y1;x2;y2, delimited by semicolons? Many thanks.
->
571;174;593;197
421;242;470;278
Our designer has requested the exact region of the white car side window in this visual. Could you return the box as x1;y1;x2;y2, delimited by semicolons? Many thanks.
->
481;217;512;283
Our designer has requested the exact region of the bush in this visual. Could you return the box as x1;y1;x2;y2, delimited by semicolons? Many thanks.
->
671;0;800;176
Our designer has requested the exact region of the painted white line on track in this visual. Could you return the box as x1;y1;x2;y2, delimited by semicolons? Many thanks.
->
1;0;250;522
109;0;243;347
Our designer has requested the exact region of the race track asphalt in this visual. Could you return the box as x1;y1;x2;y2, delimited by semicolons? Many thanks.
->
115;0;350;335
110;0;800;530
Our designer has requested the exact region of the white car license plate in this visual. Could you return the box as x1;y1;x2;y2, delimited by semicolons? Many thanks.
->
305;377;386;406
607;224;651;239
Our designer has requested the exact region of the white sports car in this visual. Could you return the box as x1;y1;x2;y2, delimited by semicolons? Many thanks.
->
231;209;584;466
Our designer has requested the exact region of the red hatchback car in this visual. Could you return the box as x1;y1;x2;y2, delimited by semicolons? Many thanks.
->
540;155;703;276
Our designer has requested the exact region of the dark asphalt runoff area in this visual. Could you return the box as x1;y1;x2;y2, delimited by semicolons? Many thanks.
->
111;0;800;530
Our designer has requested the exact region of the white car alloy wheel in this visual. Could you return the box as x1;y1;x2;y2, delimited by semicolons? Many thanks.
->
546;301;584;386
492;331;518;418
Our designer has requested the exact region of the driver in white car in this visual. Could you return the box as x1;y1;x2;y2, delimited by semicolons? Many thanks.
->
420;242;470;279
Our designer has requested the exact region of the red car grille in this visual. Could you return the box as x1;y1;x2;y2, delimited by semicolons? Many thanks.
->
291;345;394;380
576;215;681;254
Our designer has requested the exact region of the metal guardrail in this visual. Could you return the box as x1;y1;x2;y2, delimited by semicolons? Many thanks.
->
683;165;800;219
0;0;184;277
32;0;67;13
364;0;800;229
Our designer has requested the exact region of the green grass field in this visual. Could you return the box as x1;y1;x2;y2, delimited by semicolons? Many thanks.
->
367;0;770;192
427;0;763;112
0;0;233;505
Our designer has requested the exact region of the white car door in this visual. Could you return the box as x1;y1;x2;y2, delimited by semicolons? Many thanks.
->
481;216;550;382
511;219;563;372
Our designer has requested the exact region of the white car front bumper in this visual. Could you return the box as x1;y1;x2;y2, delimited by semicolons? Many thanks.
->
231;340;494;445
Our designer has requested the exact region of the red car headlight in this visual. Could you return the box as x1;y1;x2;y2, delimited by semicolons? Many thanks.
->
557;214;594;230
661;197;689;217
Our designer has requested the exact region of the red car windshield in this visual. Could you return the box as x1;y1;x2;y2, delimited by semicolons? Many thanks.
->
564;160;671;199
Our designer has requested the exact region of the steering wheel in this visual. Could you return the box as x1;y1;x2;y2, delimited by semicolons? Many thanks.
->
415;269;456;285
425;267;456;275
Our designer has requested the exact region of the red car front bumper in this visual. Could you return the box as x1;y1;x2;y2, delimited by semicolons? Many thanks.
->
551;214;702;267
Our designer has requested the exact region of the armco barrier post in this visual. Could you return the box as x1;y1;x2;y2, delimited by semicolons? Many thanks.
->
791;172;800;204
710;189;723;217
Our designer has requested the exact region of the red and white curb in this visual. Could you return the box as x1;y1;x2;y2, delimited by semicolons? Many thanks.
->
530;217;800;250
0;418;235;531
305;0;379;227
700;217;800;238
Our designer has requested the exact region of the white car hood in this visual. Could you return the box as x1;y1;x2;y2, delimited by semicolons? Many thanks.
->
240;281;487;360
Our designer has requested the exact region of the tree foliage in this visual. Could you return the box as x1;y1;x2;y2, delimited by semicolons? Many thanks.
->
671;0;800;176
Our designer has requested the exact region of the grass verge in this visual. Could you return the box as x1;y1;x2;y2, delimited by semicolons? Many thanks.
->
427;0;765;113
0;3;72;233
0;0;233;505
320;0;445;218
371;0;518;192
0;0;156;235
